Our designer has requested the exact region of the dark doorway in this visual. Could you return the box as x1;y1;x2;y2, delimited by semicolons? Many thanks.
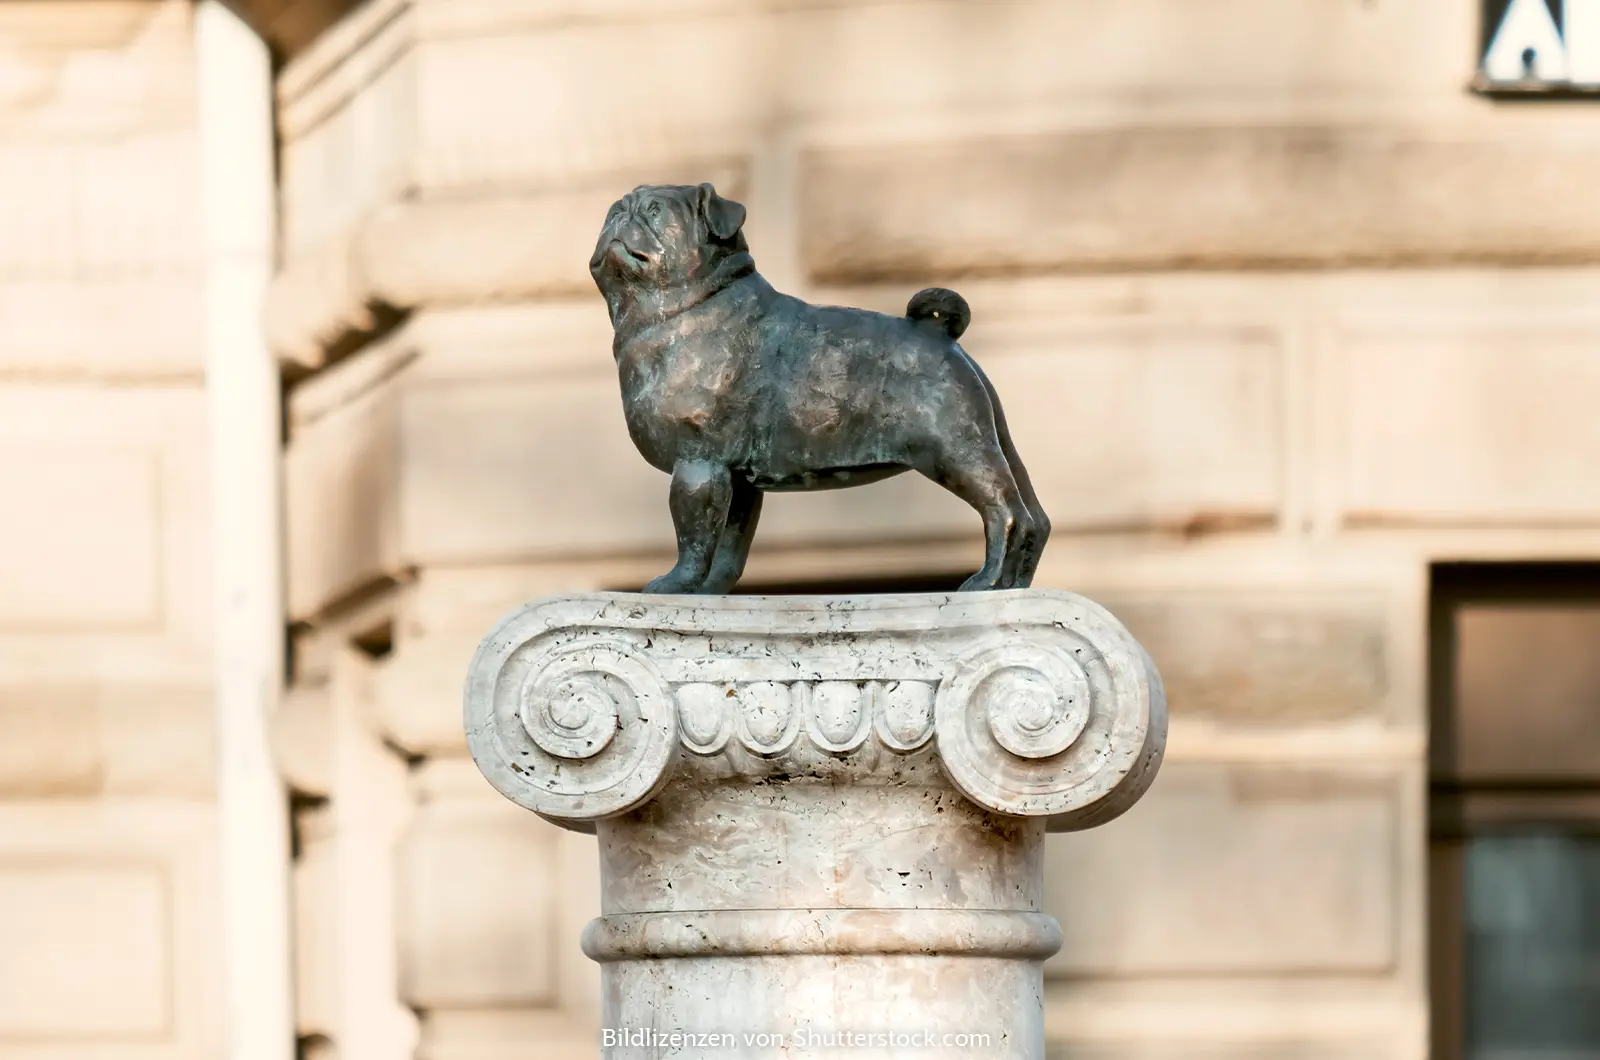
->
1429;563;1600;1060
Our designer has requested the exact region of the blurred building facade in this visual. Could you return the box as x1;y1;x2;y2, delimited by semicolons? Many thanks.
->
2;2;1599;1059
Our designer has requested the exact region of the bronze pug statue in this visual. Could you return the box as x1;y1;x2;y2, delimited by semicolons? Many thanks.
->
590;182;1049;594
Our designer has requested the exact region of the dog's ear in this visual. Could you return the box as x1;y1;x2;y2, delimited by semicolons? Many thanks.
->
697;182;746;242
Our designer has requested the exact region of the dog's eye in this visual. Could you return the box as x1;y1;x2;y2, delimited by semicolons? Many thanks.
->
647;201;663;219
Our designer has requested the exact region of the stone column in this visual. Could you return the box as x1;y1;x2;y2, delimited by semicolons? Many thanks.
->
465;590;1165;1059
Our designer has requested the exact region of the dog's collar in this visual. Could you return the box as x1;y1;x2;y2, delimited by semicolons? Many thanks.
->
613;251;758;331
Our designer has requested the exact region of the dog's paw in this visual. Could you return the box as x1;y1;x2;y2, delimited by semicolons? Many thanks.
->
957;569;1004;592
644;571;701;595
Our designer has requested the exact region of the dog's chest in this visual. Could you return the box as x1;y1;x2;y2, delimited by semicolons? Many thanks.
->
616;336;741;461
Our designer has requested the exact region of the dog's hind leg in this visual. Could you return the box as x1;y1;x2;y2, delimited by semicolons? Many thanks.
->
966;359;1050;586
645;460;733;594
698;478;764;594
920;447;1031;592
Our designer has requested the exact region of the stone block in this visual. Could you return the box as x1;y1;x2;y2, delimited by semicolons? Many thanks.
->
266;0;1483;364
267;166;744;367
553;827;603;1033
801;124;1600;282
1041;971;1426;1056
0;684;215;799
1096;592;1390;725
0;801;220;1056
1338;320;1600;523
1044;1043;1399;1060
1044;762;1399;977
280;0;1474;202
99;686;217;798
412;315;1277;544
0;864;169;1036
284;355;403;619
0;385;211;682
0;1;203;381
415;1009;595;1060
370;636;475;756
977;323;1282;532
398;760;562;1009
0;687;101;796
0;447;161;630
366;544;1413;760
0;276;203;383
294;809;338;1039
285;652;418;1057
274;680;335;797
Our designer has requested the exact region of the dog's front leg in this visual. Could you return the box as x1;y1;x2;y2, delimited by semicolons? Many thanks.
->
644;460;732;594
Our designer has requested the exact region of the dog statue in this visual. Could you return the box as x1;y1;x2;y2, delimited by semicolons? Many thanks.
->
590;182;1049;594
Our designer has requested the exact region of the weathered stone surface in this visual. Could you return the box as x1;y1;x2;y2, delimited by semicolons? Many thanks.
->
1045;762;1399;977
1100;593;1390;724
976;326;1282;533
415;1008;595;1060
265;0;1487;363
292;657;419;1059
0;8;222;1060
1040;963;1426;1058
0;865;170;1035
0;685;215;798
99;687;218;797
1045;1044;1398;1060
280;0;1476;194
371;640;476;756
284;352;403;618
367;551;1410;758
0;385;212;679
267;174;744;368
1339;322;1600;523
399;759;563;1009
802;124;1600;281
0;1;203;381
465;591;1164;1058
273;680;334;796
0;688;101;796
294;806;338;1038
0;801;221;1056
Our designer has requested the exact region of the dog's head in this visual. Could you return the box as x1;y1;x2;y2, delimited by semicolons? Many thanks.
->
589;183;748;312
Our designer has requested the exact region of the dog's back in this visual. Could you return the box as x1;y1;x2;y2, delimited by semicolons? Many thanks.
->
733;283;995;488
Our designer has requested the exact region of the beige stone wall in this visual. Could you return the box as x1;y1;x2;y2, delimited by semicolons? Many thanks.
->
0;2;221;1058
0;0;1578;1058
263;3;1600;1059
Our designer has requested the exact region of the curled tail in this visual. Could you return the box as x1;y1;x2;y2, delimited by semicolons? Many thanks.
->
906;287;970;340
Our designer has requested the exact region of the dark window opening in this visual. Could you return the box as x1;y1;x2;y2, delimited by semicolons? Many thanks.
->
1429;563;1600;1060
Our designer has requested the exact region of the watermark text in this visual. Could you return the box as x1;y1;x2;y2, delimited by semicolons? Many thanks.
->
602;1027;996;1050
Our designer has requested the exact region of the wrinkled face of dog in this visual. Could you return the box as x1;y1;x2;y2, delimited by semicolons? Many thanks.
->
589;183;747;304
